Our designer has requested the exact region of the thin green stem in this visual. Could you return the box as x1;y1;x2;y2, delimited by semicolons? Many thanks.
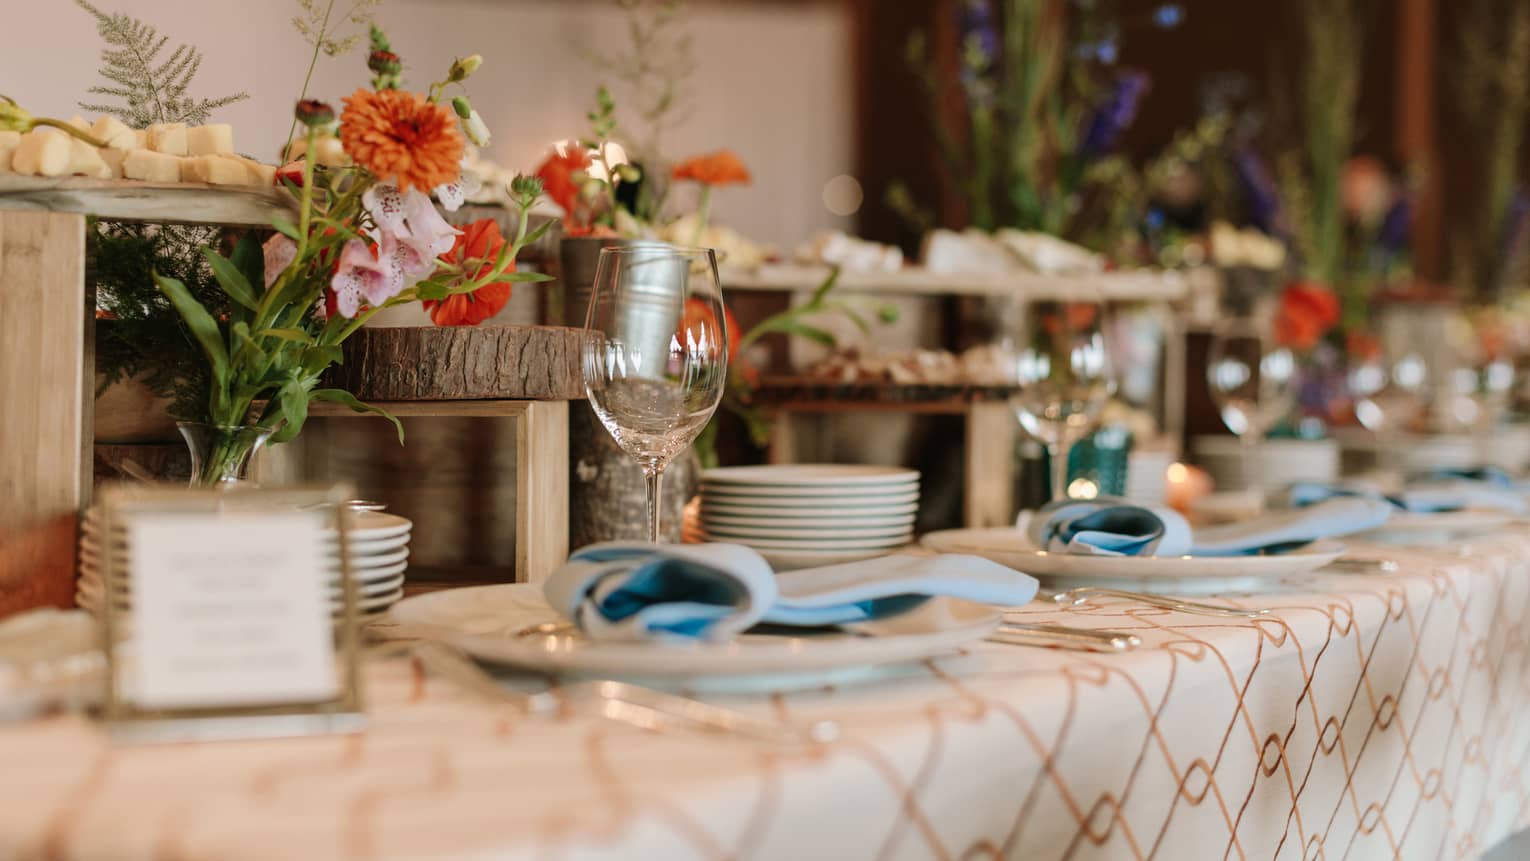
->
29;119;108;148
691;184;712;246
285;0;336;161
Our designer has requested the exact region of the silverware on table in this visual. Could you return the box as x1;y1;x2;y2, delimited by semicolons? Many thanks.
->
988;622;1141;652
1323;557;1400;573
1047;587;1269;618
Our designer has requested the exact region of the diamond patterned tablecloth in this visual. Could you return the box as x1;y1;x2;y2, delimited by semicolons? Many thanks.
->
4;531;1530;860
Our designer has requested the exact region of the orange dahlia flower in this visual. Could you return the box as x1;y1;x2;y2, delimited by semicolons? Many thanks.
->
424;219;513;326
672;150;752;186
339;88;464;193
1274;281;1341;351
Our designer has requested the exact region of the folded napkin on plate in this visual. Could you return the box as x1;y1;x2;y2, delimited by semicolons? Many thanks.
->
1289;479;1526;514
1025;497;1193;557
1426;466;1516;488
1190;497;1393;556
544;542;1039;642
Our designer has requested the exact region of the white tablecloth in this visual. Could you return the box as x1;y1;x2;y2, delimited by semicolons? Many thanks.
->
4;531;1530;859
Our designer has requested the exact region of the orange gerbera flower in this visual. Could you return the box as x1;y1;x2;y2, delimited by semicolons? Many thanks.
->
424;219;513;326
672;150;752;186
1274;280;1342;351
339;88;464;193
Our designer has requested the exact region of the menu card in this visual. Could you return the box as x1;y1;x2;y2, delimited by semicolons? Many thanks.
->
128;511;339;709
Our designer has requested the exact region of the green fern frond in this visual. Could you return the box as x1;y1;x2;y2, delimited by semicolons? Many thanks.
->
75;0;248;128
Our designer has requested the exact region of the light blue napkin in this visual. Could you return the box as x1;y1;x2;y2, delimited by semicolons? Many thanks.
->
1290;479;1527;514
1025;497;1193;557
544;542;1039;642
1190;497;1393;556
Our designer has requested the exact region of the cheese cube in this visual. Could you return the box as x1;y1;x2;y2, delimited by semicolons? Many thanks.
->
65;138;111;178
187;124;234;156
221;155;276;187
314;136;349;167
146;123;187;156
121;149;182;182
98;147;127;179
132;129;148;148
0;131;21;174
67;115;91;132
91;116;136;150
181;154;247;185
10;131;71;177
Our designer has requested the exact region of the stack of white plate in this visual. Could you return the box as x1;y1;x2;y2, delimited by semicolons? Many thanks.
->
1124;449;1172;504
698;465;920;570
76;508;413;618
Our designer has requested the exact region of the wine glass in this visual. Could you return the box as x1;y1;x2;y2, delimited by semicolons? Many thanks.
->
1004;297;1115;502
1205;317;1298;505
1346;334;1427;484
583;245;729;542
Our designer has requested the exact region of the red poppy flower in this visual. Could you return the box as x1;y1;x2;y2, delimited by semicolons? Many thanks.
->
424;218;513;326
682;297;751;385
535;146;593;222
1274;281;1341;350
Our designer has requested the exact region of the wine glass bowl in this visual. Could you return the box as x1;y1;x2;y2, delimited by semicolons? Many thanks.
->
1204;318;1298;502
583;245;728;541
1004;298;1115;502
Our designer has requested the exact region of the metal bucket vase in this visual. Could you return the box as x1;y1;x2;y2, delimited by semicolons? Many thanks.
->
556;237;672;328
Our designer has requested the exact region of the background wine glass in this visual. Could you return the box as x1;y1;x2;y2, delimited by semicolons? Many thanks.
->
1346;336;1427;485
583;245;728;543
1205;317;1298;506
1004;297;1115;503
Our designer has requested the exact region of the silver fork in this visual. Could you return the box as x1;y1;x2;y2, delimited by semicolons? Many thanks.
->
989;622;1141;652
1048;587;1268;618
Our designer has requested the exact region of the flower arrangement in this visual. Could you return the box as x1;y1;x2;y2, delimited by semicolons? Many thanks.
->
889;0;1185;255
150;25;546;481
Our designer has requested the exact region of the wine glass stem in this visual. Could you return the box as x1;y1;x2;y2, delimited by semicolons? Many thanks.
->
645;466;664;543
1241;431;1265;512
1049;439;1071;502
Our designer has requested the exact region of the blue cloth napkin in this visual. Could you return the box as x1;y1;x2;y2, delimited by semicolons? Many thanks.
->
1290;479;1526;514
1189;497;1393;556
1025;497;1193;557
544;542;1040;642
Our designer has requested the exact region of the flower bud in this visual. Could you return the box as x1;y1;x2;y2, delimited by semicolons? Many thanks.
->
451;97;491;147
0;99;32;132
294;99;336;127
448;54;482;83
510;174;544;199
368;50;402;77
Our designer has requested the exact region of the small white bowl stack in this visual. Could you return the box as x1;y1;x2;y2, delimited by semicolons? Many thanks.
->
75;506;413;618
698;465;920;570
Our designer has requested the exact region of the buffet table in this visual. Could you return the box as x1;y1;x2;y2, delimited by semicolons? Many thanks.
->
5;528;1530;860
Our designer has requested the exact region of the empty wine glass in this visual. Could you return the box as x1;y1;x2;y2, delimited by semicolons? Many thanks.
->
583;245;729;542
1205;317;1298;504
1004;297;1115;502
1346;334;1427;483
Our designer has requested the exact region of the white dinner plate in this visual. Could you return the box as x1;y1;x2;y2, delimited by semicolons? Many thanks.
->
83;509;414;542
701;483;919;500
702;465;920;487
78;564;407;597
700;500;921;518
757;546;911;571
920;528;1347;596
701;523;914;542
78;557;410;587
701;490;921;508
76;581;404;612
78;545;410;574
709;533;913;550
1359;510;1516;544
388;583;995;691
699;518;916;538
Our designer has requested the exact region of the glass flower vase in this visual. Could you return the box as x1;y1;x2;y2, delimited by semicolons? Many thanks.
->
177;422;275;488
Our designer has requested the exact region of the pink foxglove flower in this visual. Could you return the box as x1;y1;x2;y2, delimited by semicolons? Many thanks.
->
330;239;404;318
363;182;461;270
262;235;298;290
434;163;483;212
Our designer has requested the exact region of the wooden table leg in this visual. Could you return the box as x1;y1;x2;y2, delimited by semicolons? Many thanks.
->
964;401;1017;528
515;400;568;584
0;211;89;615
